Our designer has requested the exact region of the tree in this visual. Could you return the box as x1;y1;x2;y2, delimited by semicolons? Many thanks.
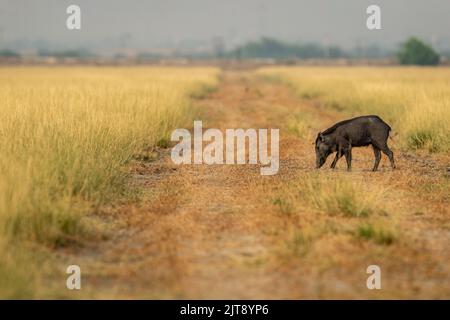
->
0;49;19;58
397;37;440;65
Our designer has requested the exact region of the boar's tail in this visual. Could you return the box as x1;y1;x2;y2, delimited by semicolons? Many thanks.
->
388;129;398;142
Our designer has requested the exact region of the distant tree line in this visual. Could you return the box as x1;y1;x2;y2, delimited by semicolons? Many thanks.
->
0;37;443;65
0;49;20;58
226;37;347;59
37;48;94;58
226;37;441;65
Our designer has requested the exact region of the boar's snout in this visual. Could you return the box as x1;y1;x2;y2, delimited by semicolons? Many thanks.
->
315;132;330;169
316;156;326;169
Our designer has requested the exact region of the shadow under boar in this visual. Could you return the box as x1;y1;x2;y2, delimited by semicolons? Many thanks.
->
315;115;396;171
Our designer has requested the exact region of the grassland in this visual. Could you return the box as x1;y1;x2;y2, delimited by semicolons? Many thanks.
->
44;70;447;299
258;67;450;152
0;67;218;297
254;67;449;298
0;66;448;299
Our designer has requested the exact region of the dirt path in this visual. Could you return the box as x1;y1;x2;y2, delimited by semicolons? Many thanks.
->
63;71;449;299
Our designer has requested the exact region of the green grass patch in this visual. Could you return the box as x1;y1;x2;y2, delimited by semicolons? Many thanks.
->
356;223;396;245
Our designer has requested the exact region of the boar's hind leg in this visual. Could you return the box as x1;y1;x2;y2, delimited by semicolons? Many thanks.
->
377;142;396;170
372;145;381;171
385;146;396;169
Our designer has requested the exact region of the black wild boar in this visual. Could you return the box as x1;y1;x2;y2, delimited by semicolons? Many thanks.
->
315;115;395;171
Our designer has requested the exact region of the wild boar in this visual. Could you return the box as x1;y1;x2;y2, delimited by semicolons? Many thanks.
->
315;115;395;171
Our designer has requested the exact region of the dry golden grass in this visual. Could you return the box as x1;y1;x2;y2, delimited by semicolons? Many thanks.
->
0;66;218;297
2;68;448;299
271;170;399;257
255;68;449;298
275;172;387;218
258;67;450;152
55;71;448;299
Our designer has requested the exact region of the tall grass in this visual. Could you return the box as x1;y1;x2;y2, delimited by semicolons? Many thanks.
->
272;173;391;259
0;67;218;248
0;66;218;297
273;172;386;219
294;173;385;218
258;67;450;152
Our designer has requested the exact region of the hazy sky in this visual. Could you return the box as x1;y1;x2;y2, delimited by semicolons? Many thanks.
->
1;0;449;51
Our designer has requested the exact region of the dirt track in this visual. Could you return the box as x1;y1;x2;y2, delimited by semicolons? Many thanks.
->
64;71;450;299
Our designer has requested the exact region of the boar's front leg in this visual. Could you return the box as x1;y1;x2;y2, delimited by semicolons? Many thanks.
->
330;150;343;169
372;145;381;171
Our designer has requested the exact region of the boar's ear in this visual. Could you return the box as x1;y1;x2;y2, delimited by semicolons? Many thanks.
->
318;132;324;142
314;132;323;145
314;132;321;144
